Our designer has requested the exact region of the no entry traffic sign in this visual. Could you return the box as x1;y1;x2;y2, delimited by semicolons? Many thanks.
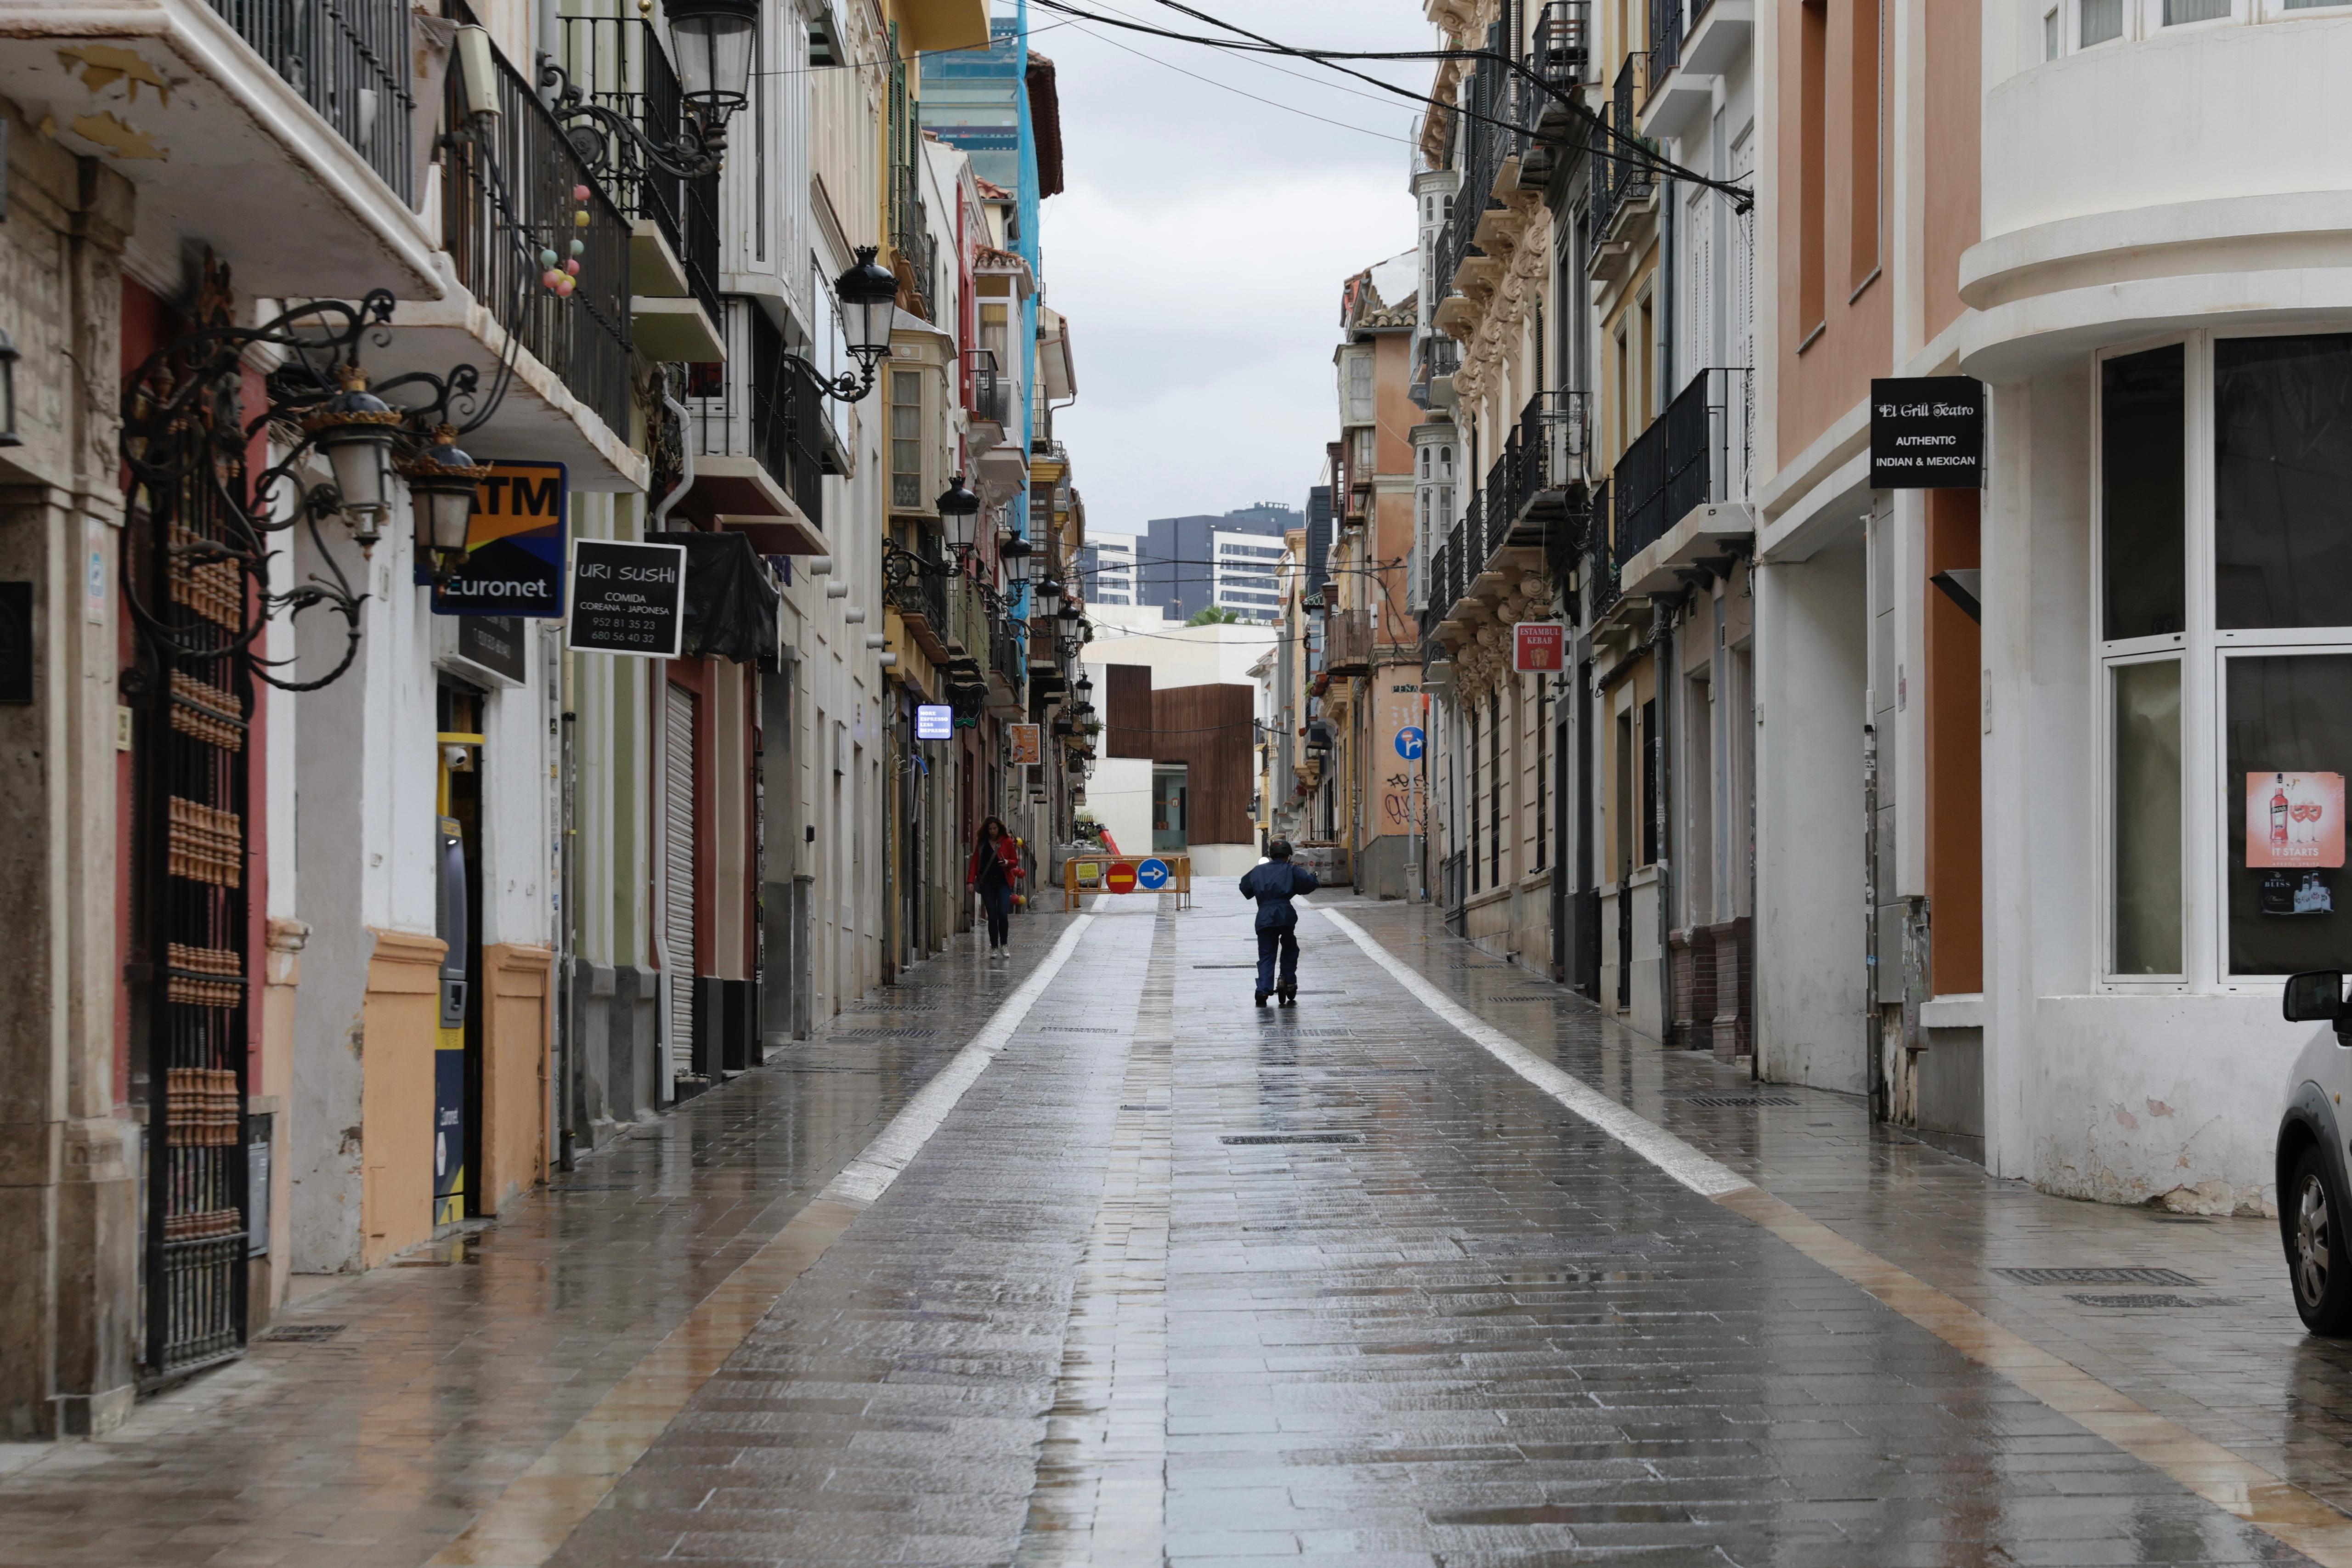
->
1104;860;1138;894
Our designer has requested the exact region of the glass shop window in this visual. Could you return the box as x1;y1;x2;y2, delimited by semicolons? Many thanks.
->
2224;654;2352;975
2113;658;2183;975
2214;335;2352;631
2102;344;2185;640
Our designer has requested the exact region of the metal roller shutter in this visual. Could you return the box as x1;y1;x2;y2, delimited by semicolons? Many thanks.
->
665;683;697;1074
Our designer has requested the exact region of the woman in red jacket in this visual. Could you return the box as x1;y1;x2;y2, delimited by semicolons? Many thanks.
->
966;816;1023;957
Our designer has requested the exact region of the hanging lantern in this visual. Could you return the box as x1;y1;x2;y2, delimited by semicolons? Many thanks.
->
834;246;901;372
666;0;759;126
936;474;981;553
399;426;492;582
302;364;403;548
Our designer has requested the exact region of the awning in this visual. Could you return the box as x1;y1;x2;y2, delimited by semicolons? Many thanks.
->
662;530;779;665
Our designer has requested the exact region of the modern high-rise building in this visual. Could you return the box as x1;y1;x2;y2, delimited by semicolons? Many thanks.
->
1137;503;1300;621
1078;530;1138;607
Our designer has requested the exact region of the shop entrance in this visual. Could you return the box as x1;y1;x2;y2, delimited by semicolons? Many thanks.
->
1152;764;1189;854
435;684;485;1227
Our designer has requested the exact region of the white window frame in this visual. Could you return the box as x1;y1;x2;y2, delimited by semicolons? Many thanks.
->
2092;328;2352;992
2139;0;2246;28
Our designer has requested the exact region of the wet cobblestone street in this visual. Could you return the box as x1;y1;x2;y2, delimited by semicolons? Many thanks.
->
8;895;2352;1567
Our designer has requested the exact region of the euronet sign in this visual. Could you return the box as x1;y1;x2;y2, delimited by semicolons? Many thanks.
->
430;461;569;616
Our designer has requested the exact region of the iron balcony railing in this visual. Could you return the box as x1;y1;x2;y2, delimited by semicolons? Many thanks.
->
1613;406;1670;566
1410;334;1461;408
1430;21;1535;313
1609;366;1751;575
890;166;937;322
689;299;826;527
440;17;632;436
946;576;989;670
1661;365;1753;527
1649;0;1685;86
1534;1;1593;93
1519;1;1593;187
1588;476;1620;618
211;0;413;201
1589;57;1657;261
990;615;1026;692
555;16;722;328
884;544;950;631
965;349;1008;425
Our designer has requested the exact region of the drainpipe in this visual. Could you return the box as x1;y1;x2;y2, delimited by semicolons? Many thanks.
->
536;0;562;106
1655;598;1676;1042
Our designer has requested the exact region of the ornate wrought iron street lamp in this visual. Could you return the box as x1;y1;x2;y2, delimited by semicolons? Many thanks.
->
542;0;758;181
401;427;495;584
937;474;981;557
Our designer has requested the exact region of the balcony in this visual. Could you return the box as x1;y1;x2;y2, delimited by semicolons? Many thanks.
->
944;577;990;683
1517;1;1593;187
966;349;1011;453
0;0;439;298
1590;58;1658;280
1410;334;1461;410
886;546;952;665
555;15;724;363
355;19;642;481
670;299;828;554
890;165;938;322
1324;606;1374;678
1429;26;1535;321
1639;0;1747;139
1608;366;1751;598
989;615;1027;709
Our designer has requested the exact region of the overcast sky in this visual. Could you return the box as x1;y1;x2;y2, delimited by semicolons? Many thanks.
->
1029;1;1438;537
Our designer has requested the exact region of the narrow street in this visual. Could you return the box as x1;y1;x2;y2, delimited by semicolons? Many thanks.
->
5;897;2346;1568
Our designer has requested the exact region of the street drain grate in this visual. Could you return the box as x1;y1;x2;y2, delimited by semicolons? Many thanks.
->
2066;1293;2207;1309
1194;963;1260;969
1040;1026;1121;1035
1220;1132;1365;1146
1119;1104;1167;1112
266;1324;347;1342
1996;1267;2202;1287
1681;1094;1802;1108
828;1028;942;1041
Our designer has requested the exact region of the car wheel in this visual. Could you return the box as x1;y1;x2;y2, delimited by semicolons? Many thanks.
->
2290;1147;2352;1336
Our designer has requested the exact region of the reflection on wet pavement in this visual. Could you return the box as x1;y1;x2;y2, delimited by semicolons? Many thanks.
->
2;894;2348;1568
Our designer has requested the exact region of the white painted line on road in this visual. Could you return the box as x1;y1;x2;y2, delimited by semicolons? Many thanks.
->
1323;910;1753;1199
427;914;1098;1568
830;913;1096;1203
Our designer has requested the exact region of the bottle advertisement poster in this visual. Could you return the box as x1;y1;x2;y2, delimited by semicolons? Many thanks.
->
2247;771;2345;869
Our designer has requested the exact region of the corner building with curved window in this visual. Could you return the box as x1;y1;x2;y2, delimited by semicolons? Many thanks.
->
1755;0;2352;1211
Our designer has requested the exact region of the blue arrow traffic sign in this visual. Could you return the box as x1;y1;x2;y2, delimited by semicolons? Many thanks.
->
1395;726;1425;761
1136;857;1171;891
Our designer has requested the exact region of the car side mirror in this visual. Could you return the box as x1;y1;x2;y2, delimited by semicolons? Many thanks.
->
2283;969;2346;1024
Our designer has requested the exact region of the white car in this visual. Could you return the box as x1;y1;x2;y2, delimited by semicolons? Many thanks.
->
2279;969;2352;1333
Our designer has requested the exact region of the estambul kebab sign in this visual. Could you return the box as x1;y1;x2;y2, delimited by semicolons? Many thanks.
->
1869;377;1985;489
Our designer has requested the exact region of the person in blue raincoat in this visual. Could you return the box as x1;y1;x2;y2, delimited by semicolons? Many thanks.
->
1239;839;1320;1007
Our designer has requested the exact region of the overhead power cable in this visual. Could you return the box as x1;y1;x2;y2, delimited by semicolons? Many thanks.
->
1029;0;1752;211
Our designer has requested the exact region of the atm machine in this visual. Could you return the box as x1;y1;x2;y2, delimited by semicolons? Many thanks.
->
433;810;469;1226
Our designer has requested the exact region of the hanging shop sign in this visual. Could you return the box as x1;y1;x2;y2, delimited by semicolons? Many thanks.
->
431;461;568;615
455;614;529;683
915;703;953;741
2250;771;2346;916
566;538;686;658
1513;622;1566;674
1870;378;1985;488
1008;722;1043;765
